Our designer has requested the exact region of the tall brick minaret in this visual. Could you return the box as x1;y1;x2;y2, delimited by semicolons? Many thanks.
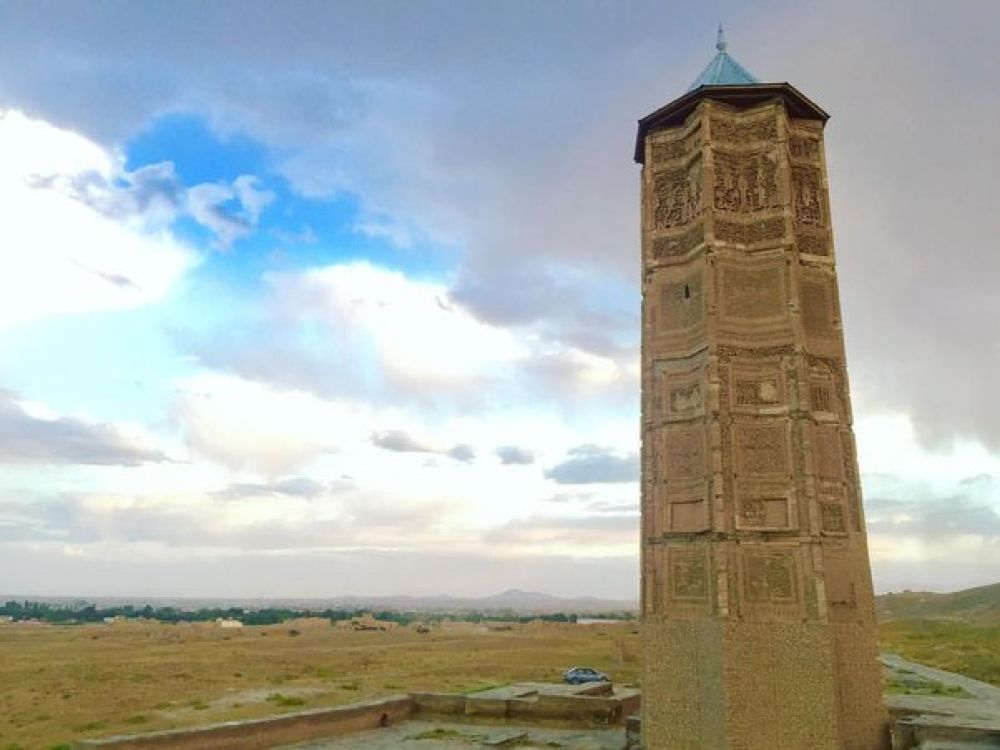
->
637;27;889;749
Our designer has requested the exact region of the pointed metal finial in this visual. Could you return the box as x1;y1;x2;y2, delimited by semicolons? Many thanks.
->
716;22;727;52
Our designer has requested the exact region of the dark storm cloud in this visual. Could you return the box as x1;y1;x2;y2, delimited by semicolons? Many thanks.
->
0;389;166;466
545;445;639;485
495;445;535;465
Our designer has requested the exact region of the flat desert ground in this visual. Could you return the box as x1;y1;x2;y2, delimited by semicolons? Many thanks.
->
0;619;640;749
2;617;999;749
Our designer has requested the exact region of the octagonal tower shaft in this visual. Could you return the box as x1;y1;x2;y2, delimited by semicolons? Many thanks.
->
638;96;889;748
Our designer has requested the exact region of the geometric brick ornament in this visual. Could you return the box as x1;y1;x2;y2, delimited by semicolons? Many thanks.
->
637;30;889;749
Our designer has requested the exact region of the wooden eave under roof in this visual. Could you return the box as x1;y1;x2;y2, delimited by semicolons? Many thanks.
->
634;82;829;164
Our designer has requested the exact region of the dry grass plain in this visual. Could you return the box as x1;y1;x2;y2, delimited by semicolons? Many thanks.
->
4;616;998;749
0;619;640;750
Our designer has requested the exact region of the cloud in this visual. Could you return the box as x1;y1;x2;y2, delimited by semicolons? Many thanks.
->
0;543;640;599
0;489;452;551
59;154;274;249
187;175;275;248
0;109;196;326
495;445;535;465
446;444;475;463
4;3;998;453
545;445;639;485
213;476;351;501
860;468;1000;592
186;261;634;413
0;389;166;466
371;429;475;463
483;513;638;551
172;373;357;474
371;429;435;454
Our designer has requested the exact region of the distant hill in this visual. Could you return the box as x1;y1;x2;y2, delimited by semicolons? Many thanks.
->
876;582;1000;624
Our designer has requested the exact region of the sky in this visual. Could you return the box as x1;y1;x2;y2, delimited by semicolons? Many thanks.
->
0;0;998;599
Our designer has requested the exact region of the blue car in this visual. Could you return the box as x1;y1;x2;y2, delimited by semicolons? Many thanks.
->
563;666;610;685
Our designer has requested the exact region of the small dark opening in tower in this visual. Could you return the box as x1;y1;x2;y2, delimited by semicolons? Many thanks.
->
379;712;389;728
684;284;691;299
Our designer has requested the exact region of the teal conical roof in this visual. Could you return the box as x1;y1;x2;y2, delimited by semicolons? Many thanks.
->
688;24;759;91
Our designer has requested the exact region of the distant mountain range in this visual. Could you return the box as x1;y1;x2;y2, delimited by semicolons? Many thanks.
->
12;582;999;620
1;588;638;615
876;582;1000;624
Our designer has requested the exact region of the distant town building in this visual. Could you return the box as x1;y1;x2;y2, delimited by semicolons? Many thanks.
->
346;613;395;631
216;618;244;629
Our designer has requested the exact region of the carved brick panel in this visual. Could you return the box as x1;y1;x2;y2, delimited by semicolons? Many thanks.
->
716;258;793;348
646;268;707;356
744;550;797;603
789;134;821;162
709;114;778;145
715;216;787;247
654;479;710;535
799;272;841;358
735;481;796;532
652;158;702;231
649;357;708;424
661;424;709;481
819;498;848;535
733;420;792;479
736;544;806;621
811;425;844;481
651;222;705;263
727;357;788;416
792;165;826;228
821;543;859;621
720;263;786;321
648;121;702;166
663;544;715;619
713;150;781;215
797;231;830;257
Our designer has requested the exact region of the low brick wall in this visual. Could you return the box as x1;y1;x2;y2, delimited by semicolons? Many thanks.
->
410;692;467;716
464;697;510;718
511;694;624;725
73;696;413;750
618;692;641;720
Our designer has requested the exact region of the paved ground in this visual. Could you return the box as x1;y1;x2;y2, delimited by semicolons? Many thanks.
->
883;653;1000;704
882;653;1000;746
281;720;626;749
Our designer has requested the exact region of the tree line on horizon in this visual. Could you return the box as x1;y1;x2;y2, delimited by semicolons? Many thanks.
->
1;600;636;626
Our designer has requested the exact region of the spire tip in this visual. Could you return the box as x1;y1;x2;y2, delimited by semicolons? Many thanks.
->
716;22;727;52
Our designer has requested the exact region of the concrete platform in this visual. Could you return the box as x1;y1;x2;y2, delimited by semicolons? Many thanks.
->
280;720;625;749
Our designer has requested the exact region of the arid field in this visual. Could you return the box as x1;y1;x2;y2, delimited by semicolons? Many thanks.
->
0;619;640;749
2;616;999;749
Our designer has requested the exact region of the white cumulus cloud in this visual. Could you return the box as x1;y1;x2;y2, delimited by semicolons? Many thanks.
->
0;109;197;327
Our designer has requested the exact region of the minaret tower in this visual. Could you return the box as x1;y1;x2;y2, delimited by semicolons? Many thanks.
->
637;28;888;749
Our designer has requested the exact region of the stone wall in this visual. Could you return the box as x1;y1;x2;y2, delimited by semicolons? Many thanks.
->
73;696;413;750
